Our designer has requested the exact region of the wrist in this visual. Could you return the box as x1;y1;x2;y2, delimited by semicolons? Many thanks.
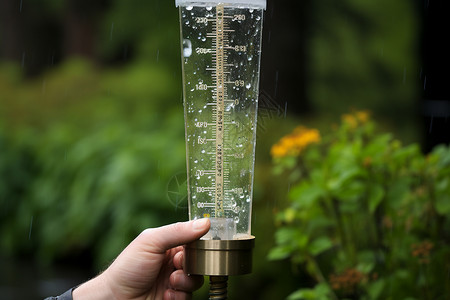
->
72;272;115;300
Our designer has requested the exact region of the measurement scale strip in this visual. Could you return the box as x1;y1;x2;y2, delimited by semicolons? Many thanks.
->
214;4;225;218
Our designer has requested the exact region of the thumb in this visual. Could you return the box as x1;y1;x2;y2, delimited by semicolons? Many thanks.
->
144;219;210;253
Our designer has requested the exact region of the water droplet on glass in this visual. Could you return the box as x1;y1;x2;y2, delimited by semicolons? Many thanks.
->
183;39;192;57
246;83;251;89
194;159;198;163
206;6;212;11
234;216;240;223
186;6;193;10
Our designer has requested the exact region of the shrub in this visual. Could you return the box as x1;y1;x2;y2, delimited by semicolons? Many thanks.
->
269;111;450;300
0;60;187;267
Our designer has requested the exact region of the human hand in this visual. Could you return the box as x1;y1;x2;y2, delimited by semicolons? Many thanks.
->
73;218;210;300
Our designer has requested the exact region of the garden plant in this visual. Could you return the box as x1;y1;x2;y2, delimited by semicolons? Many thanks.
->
269;111;450;300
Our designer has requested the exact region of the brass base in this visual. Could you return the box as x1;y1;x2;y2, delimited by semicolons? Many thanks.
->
184;236;255;276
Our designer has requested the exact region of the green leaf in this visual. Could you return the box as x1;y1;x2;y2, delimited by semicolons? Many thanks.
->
309;236;334;256
287;288;316;300
385;177;411;209
267;246;292;261
289;182;324;209
287;283;331;300
327;166;362;192
435;194;450;215
367;279;385;300
368;184;384;213
356;250;376;273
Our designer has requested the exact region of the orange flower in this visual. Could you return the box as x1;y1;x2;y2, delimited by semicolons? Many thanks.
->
341;110;371;128
329;268;365;294
356;110;370;123
411;240;434;264
271;126;321;158
342;114;358;128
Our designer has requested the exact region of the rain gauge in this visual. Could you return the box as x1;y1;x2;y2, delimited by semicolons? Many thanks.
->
176;0;266;298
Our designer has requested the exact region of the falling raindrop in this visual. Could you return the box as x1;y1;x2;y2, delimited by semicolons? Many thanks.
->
21;52;25;68
110;22;114;41
28;216;33;240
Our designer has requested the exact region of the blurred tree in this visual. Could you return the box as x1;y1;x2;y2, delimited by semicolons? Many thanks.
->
63;0;110;59
421;0;450;152
0;0;63;76
260;0;312;115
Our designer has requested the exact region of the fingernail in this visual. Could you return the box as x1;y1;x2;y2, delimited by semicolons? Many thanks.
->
193;218;210;231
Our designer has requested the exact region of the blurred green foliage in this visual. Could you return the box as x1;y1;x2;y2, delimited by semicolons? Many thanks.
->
269;112;450;299
0;59;187;267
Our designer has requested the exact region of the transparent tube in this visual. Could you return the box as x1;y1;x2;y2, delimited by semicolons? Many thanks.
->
179;4;264;240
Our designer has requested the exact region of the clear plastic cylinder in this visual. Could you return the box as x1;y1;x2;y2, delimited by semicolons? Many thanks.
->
178;2;264;240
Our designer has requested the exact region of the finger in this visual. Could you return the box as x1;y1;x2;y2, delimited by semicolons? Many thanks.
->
144;219;210;253
170;269;204;292
173;251;183;270
164;289;192;300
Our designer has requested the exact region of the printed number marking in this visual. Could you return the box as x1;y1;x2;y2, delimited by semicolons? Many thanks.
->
234;80;245;87
232;15;246;21
195;122;208;128
196;48;212;54
234;45;247;52
196;84;208;90
195;17;208;24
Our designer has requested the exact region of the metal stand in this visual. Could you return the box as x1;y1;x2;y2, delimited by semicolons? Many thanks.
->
184;237;255;299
